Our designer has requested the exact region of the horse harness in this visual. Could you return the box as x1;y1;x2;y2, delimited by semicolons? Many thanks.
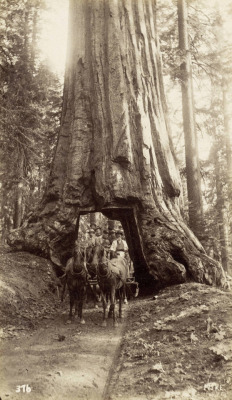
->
97;260;126;289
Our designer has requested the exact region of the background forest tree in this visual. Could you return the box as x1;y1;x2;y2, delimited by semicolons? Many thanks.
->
0;0;62;239
157;0;232;273
1;0;231;277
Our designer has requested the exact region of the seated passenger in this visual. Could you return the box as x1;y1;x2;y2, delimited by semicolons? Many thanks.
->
87;229;96;247
95;227;103;245
110;230;128;259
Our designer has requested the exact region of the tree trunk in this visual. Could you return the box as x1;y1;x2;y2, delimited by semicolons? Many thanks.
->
8;0;224;289
177;0;204;241
214;144;230;272
222;80;232;234
214;7;232;269
89;213;97;229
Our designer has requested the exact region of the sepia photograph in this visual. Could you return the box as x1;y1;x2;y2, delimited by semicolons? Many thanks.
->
0;0;231;399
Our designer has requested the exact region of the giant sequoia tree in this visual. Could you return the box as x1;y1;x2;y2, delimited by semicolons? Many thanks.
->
8;0;225;289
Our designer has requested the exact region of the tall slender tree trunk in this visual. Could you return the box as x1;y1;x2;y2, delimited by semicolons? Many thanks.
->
214;6;232;268
177;0;204;241
89;213;97;229
222;81;232;274
13;3;31;229
8;0;225;289
214;143;230;272
31;5;38;70
222;80;232;232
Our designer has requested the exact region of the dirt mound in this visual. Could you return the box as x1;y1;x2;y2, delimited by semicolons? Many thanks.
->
0;245;60;335
107;283;232;400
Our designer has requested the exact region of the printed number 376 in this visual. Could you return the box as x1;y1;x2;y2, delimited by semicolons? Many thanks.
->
16;385;31;393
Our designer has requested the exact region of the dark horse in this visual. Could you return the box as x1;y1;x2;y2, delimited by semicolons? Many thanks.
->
92;245;128;327
85;244;98;278
85;244;101;307
61;246;88;324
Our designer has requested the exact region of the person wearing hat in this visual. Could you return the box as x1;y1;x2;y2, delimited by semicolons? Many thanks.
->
110;230;128;259
109;229;116;245
102;229;108;239
95;226;103;245
102;229;111;248
90;222;97;230
87;228;96;247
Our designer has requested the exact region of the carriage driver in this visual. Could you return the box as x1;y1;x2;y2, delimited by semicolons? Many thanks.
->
110;229;128;259
86;228;96;247
95;227;103;245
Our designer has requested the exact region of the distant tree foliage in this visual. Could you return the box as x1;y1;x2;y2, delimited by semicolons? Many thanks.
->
0;0;62;239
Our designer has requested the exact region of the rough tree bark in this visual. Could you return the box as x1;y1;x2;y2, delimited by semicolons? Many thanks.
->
214;143;230;272
215;7;232;269
222;80;232;234
8;0;224;289
177;0;204;241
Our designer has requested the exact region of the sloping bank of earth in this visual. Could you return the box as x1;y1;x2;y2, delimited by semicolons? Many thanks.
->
106;283;232;400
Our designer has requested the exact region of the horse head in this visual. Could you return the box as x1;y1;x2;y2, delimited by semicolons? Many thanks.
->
96;245;110;277
86;245;94;263
92;245;106;266
85;244;96;278
86;245;109;278
73;246;85;273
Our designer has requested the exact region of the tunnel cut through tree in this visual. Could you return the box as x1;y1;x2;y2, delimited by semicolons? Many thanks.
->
8;0;224;289
77;211;150;291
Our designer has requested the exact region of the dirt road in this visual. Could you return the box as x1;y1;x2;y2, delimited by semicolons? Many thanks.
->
0;305;126;400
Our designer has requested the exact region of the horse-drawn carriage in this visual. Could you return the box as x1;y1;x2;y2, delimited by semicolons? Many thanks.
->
61;244;139;326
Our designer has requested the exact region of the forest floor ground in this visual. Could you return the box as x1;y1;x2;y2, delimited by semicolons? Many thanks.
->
0;245;231;400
